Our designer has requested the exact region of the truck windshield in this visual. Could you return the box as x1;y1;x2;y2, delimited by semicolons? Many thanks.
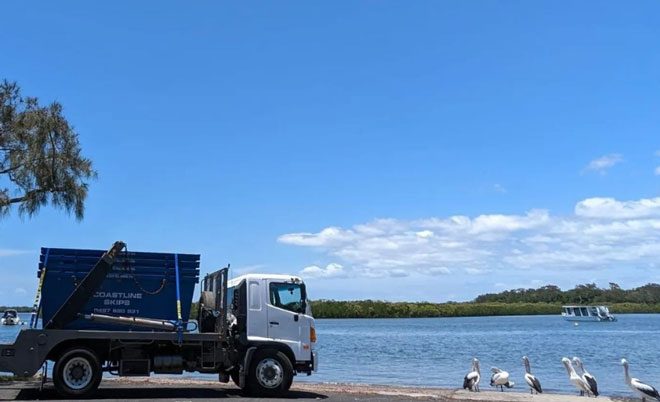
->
269;282;306;314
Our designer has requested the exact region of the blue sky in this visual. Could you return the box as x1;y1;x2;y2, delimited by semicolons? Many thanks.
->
2;1;660;304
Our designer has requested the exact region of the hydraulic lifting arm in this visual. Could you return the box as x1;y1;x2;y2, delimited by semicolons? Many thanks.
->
45;241;126;329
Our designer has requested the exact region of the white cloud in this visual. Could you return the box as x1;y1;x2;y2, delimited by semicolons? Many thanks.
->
575;197;660;219
465;267;491;275
278;227;355;247
583;154;623;174
424;267;451;275
416;230;434;239
494;279;543;290
493;183;507;193
14;287;27;295
0;249;30;258
279;195;660;278
655;166;660;176
300;263;346;279
471;209;550;234
415;209;549;236
233;264;267;275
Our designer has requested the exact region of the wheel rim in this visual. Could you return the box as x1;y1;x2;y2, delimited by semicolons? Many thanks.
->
255;358;284;389
62;357;93;390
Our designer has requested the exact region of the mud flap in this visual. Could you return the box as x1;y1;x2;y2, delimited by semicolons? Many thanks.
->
238;347;257;389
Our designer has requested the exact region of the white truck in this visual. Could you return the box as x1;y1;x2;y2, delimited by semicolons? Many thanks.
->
0;242;317;398
223;273;318;391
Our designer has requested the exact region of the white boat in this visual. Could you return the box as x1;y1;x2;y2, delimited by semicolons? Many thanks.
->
562;305;616;322
1;309;21;325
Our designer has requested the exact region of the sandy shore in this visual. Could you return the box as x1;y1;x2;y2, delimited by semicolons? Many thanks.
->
106;377;632;401
0;376;635;401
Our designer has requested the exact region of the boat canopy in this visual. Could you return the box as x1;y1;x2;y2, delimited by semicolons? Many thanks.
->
562;305;616;321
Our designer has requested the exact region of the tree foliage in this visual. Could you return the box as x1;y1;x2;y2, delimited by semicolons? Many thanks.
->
0;80;96;219
309;283;660;319
310;300;563;318
474;282;660;304
309;299;660;319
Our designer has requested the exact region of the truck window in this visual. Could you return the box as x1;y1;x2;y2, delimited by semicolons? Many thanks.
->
226;287;235;312
249;281;261;310
269;282;304;313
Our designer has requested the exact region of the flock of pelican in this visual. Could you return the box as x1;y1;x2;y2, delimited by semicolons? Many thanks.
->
463;356;660;401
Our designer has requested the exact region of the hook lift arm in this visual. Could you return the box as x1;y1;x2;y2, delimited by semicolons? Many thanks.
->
45;241;126;330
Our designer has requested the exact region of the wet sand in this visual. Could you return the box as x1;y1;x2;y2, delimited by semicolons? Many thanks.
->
0;377;634;401
110;377;633;401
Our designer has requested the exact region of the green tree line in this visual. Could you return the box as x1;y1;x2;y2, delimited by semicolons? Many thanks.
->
474;282;660;304
309;300;660;319
309;283;660;319
0;306;32;313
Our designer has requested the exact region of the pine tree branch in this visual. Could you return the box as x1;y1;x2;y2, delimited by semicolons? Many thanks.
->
0;165;22;174
6;187;66;204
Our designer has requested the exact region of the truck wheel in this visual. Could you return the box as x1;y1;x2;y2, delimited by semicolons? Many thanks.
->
53;347;102;398
247;349;293;396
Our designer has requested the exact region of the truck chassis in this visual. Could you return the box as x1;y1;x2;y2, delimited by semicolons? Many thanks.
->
0;242;310;398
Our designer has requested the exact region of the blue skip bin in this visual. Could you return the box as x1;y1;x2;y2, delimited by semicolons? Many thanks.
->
38;247;200;330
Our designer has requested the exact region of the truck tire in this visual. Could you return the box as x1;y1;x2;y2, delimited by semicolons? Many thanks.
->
53;347;102;398
246;348;293;396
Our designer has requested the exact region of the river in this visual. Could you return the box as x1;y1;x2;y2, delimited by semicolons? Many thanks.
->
2;313;658;397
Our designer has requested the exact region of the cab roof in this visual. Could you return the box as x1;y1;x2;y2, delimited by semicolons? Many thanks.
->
227;273;304;287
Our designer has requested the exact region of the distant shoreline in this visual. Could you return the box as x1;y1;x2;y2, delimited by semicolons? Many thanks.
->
311;283;660;318
310;301;660;319
0;307;32;313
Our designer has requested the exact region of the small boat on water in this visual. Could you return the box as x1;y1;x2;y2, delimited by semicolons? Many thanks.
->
562;305;616;322
1;309;21;325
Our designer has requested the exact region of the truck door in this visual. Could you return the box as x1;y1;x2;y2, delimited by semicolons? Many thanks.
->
266;281;311;361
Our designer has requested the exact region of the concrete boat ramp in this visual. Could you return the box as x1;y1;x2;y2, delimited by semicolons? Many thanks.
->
0;378;633;401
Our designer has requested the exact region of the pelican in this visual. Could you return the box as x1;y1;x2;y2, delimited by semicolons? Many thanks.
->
490;367;514;391
463;358;480;392
522;356;543;394
621;358;660;402
562;357;592;396
573;357;599;397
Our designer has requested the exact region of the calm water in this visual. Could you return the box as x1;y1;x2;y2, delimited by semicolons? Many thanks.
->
2;313;659;397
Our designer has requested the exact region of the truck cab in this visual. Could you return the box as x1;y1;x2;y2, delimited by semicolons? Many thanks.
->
227;274;317;377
